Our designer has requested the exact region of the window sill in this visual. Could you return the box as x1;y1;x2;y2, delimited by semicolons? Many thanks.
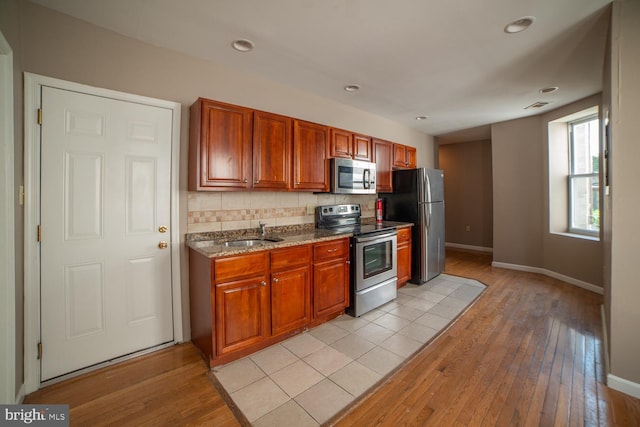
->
550;231;600;242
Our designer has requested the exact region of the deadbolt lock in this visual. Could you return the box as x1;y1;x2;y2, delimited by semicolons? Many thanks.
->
158;241;168;249
159;225;167;233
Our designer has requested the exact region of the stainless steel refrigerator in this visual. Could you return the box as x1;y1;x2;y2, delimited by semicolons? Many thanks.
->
381;168;445;284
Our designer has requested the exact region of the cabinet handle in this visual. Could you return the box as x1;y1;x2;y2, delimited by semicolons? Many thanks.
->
327;248;338;253
243;178;248;183
260;281;267;286
273;277;279;283
346;260;351;264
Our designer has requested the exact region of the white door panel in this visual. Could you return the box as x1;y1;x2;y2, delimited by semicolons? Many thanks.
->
40;86;173;381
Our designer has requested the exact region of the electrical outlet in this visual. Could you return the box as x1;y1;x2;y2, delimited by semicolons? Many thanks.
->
465;225;471;232
306;203;315;215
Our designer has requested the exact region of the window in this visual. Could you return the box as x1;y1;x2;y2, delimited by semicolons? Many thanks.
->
568;115;599;235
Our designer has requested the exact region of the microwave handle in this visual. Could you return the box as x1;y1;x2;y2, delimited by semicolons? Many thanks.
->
363;169;370;189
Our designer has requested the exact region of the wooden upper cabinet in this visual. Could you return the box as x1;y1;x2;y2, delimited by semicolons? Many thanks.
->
253;111;292;190
353;134;373;161
189;98;253;191
330;128;373;162
373;138;393;193
293;120;330;192
329;128;352;158
393;143;417;169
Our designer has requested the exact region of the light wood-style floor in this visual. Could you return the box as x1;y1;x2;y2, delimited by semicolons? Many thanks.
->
24;249;640;426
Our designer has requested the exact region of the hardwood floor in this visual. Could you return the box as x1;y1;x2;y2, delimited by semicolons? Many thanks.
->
24;249;640;426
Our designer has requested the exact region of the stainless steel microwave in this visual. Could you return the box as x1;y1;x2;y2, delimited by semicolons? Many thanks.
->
330;158;377;194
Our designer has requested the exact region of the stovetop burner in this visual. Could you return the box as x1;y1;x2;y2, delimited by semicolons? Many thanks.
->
315;203;397;236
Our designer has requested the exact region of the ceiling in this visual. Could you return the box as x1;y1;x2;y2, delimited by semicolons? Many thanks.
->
30;0;611;138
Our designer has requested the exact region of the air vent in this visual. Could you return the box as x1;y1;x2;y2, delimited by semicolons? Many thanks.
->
525;101;549;109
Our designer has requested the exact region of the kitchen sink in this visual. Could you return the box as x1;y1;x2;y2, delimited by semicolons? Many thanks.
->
222;237;283;247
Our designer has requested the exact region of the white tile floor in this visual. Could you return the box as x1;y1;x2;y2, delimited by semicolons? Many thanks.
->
212;274;486;426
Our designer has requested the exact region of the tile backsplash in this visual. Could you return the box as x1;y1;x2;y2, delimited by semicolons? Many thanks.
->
187;192;377;233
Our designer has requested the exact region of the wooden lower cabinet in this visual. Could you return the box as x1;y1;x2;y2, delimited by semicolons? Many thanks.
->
213;251;270;357
270;245;311;336
396;227;412;288
312;238;350;320
215;275;269;356
189;238;349;367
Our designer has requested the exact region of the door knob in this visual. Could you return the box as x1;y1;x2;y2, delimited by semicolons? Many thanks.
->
159;225;167;233
158;241;168;249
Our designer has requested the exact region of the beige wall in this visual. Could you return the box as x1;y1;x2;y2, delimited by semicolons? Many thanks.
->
608;0;640;387
0;0;24;399
438;140;493;249
542;95;604;286
491;116;544;267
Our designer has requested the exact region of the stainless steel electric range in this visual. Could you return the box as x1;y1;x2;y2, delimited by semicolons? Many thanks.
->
315;204;397;317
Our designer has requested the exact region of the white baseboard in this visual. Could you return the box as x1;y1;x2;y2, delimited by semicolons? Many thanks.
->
446;242;493;253
491;261;604;295
607;374;640;399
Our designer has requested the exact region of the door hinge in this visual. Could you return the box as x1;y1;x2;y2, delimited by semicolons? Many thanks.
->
37;225;41;242
37;108;43;125
37;342;42;360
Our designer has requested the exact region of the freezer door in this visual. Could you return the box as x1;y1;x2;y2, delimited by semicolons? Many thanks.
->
425;168;445;203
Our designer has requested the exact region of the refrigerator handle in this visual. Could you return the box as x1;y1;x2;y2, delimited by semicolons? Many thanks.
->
426;171;432;203
426;203;431;234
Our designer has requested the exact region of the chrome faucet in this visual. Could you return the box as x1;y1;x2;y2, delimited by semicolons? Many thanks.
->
259;222;267;237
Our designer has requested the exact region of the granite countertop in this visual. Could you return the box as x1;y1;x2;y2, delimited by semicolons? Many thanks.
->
186;221;413;258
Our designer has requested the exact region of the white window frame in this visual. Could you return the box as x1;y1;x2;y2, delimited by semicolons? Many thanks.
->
567;114;599;237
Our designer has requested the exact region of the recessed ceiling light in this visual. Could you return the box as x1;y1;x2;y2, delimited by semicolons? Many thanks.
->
415;116;428;121
504;16;535;34
344;84;360;92
231;39;255;52
539;86;559;94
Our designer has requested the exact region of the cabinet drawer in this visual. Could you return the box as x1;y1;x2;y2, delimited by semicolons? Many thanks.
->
271;245;311;271
313;238;349;262
214;251;269;282
397;227;411;243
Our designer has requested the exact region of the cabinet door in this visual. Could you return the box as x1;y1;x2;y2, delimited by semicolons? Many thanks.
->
271;245;311;336
215;275;269;355
189;98;253;190
271;265;311;336
393;143;417;169
293;120;330;191
313;258;349;319
253;111;292;190
353;134;372;162
396;228;412;287
406;146;417;168
329;128;353;158
373;138;393;193
393;144;408;168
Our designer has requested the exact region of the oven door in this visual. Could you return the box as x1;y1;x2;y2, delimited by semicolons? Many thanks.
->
354;231;397;291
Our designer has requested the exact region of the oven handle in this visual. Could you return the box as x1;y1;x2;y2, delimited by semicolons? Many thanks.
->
354;231;397;243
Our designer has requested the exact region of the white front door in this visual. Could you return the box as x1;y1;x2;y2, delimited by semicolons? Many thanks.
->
39;86;174;381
